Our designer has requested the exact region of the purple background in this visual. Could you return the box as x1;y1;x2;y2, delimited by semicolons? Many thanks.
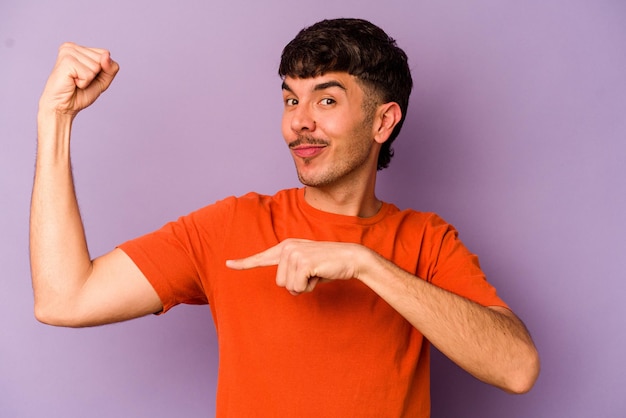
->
1;0;625;416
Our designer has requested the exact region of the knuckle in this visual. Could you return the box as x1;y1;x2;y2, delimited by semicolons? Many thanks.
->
293;282;306;293
58;42;75;54
281;239;297;252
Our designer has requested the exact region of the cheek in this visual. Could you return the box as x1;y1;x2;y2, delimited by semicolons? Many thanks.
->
281;114;291;141
324;109;361;137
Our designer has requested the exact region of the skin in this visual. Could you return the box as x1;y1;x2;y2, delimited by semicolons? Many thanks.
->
31;44;540;393
279;73;396;217
31;43;162;326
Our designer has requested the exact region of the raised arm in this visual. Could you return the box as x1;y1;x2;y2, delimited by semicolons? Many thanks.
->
31;43;162;327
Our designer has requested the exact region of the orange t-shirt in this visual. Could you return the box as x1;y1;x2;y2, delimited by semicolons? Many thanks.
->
119;188;507;417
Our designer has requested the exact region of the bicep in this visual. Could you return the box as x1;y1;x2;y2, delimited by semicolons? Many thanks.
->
72;248;163;327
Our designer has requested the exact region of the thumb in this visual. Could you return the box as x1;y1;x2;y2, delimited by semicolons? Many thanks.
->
92;51;119;93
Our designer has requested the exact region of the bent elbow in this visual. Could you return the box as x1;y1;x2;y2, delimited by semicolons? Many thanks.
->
34;302;66;326
33;299;84;328
34;303;59;326
505;347;541;394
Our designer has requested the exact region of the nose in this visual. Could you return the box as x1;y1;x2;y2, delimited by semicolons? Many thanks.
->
290;104;316;133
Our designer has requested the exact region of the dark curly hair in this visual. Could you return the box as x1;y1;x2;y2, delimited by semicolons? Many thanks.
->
279;18;413;170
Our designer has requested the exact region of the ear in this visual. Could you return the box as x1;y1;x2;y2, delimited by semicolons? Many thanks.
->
372;102;402;145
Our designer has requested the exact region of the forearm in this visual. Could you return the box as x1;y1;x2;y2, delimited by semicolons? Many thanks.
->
30;111;93;322
225;237;540;391
359;250;540;393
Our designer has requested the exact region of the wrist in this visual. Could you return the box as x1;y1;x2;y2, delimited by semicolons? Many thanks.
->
353;245;383;285
36;109;74;161
37;105;74;125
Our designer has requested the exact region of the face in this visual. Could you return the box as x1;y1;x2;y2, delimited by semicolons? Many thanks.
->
281;72;380;189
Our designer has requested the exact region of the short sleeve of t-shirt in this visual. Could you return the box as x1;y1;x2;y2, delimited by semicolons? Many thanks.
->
419;213;508;309
118;196;236;313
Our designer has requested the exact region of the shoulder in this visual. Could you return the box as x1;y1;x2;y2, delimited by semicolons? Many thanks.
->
187;189;300;229
383;205;453;232
381;207;462;252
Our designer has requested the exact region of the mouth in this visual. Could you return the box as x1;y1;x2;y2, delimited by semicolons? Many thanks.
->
291;144;327;158
289;137;329;159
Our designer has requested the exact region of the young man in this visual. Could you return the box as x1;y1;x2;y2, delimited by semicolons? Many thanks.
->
31;18;539;417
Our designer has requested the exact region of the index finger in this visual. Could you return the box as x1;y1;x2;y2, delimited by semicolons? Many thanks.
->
225;244;282;270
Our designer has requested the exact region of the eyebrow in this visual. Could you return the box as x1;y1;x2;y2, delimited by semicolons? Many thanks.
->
281;80;347;93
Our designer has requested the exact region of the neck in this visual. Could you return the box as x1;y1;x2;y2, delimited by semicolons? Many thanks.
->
303;172;381;218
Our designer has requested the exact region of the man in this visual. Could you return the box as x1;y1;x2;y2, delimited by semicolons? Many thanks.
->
31;18;539;417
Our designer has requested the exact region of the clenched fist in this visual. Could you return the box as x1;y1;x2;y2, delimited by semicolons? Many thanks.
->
39;43;119;118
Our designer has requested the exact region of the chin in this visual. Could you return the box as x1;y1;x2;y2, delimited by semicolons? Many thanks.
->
296;171;337;188
296;171;322;187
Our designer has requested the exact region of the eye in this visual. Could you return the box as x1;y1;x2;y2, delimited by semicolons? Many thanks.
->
319;98;336;106
285;98;298;106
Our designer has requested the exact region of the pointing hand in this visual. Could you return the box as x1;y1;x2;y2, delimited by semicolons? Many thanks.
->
226;238;369;295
